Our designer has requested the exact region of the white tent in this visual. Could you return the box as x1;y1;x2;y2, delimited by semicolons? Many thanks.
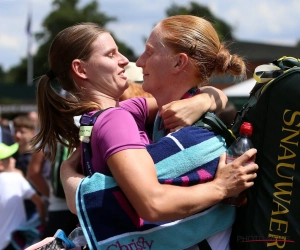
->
223;78;257;97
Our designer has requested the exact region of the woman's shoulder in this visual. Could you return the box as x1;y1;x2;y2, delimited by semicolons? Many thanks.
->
120;97;147;112
87;107;132;118
91;107;145;151
92;107;138;128
120;97;148;124
84;98;147;118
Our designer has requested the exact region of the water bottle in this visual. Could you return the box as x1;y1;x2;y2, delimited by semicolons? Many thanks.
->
67;227;87;249
225;122;254;206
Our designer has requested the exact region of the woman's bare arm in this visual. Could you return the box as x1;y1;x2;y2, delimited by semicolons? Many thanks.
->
27;151;50;198
107;148;257;222
200;86;228;114
61;147;257;221
31;193;47;226
60;148;83;214
146;86;227;132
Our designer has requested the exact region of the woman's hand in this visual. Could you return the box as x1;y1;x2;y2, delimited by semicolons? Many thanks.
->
160;97;204;132
160;87;228;132
214;148;258;199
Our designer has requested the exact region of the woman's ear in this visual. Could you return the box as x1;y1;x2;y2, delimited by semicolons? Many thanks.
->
173;53;189;74
72;59;88;79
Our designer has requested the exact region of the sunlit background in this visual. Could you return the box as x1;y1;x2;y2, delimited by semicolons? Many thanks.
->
0;0;299;112
1;0;299;71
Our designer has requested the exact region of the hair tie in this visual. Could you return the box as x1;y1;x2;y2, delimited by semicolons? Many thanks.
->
46;70;56;80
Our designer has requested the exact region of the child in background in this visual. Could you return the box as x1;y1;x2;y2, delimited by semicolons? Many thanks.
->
0;143;46;250
13;114;43;222
13;114;37;176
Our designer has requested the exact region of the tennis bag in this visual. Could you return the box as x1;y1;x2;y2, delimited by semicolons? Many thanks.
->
230;56;300;250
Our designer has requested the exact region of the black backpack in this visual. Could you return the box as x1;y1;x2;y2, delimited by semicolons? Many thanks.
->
230;56;300;249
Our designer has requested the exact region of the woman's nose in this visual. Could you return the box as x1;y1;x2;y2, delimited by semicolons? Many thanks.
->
119;53;129;66
136;54;144;68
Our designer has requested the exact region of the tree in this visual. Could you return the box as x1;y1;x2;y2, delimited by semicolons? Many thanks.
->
5;0;136;84
166;1;235;41
0;65;5;83
3;59;27;85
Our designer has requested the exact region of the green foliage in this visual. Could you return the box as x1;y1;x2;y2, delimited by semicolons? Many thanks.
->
0;65;5;83
4;0;136;84
1;59;27;85
166;1;235;41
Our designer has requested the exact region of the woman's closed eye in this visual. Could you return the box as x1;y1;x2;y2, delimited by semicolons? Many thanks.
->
108;52;115;58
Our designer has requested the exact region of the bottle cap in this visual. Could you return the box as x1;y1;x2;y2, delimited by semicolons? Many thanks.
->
240;122;253;136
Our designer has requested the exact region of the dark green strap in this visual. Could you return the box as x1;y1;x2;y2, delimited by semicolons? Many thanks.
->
254;57;300;83
272;56;300;70
194;112;235;147
254;69;283;80
197;239;212;250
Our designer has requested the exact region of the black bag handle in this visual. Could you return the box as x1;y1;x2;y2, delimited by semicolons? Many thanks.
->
194;112;235;147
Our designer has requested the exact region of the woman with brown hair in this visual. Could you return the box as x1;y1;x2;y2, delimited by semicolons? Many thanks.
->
31;18;257;249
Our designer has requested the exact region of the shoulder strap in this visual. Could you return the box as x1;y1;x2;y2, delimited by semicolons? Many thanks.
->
79;108;112;176
194;112;235;147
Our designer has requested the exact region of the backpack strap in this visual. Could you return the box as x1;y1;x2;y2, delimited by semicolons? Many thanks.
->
194;112;236;147
79;108;111;176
